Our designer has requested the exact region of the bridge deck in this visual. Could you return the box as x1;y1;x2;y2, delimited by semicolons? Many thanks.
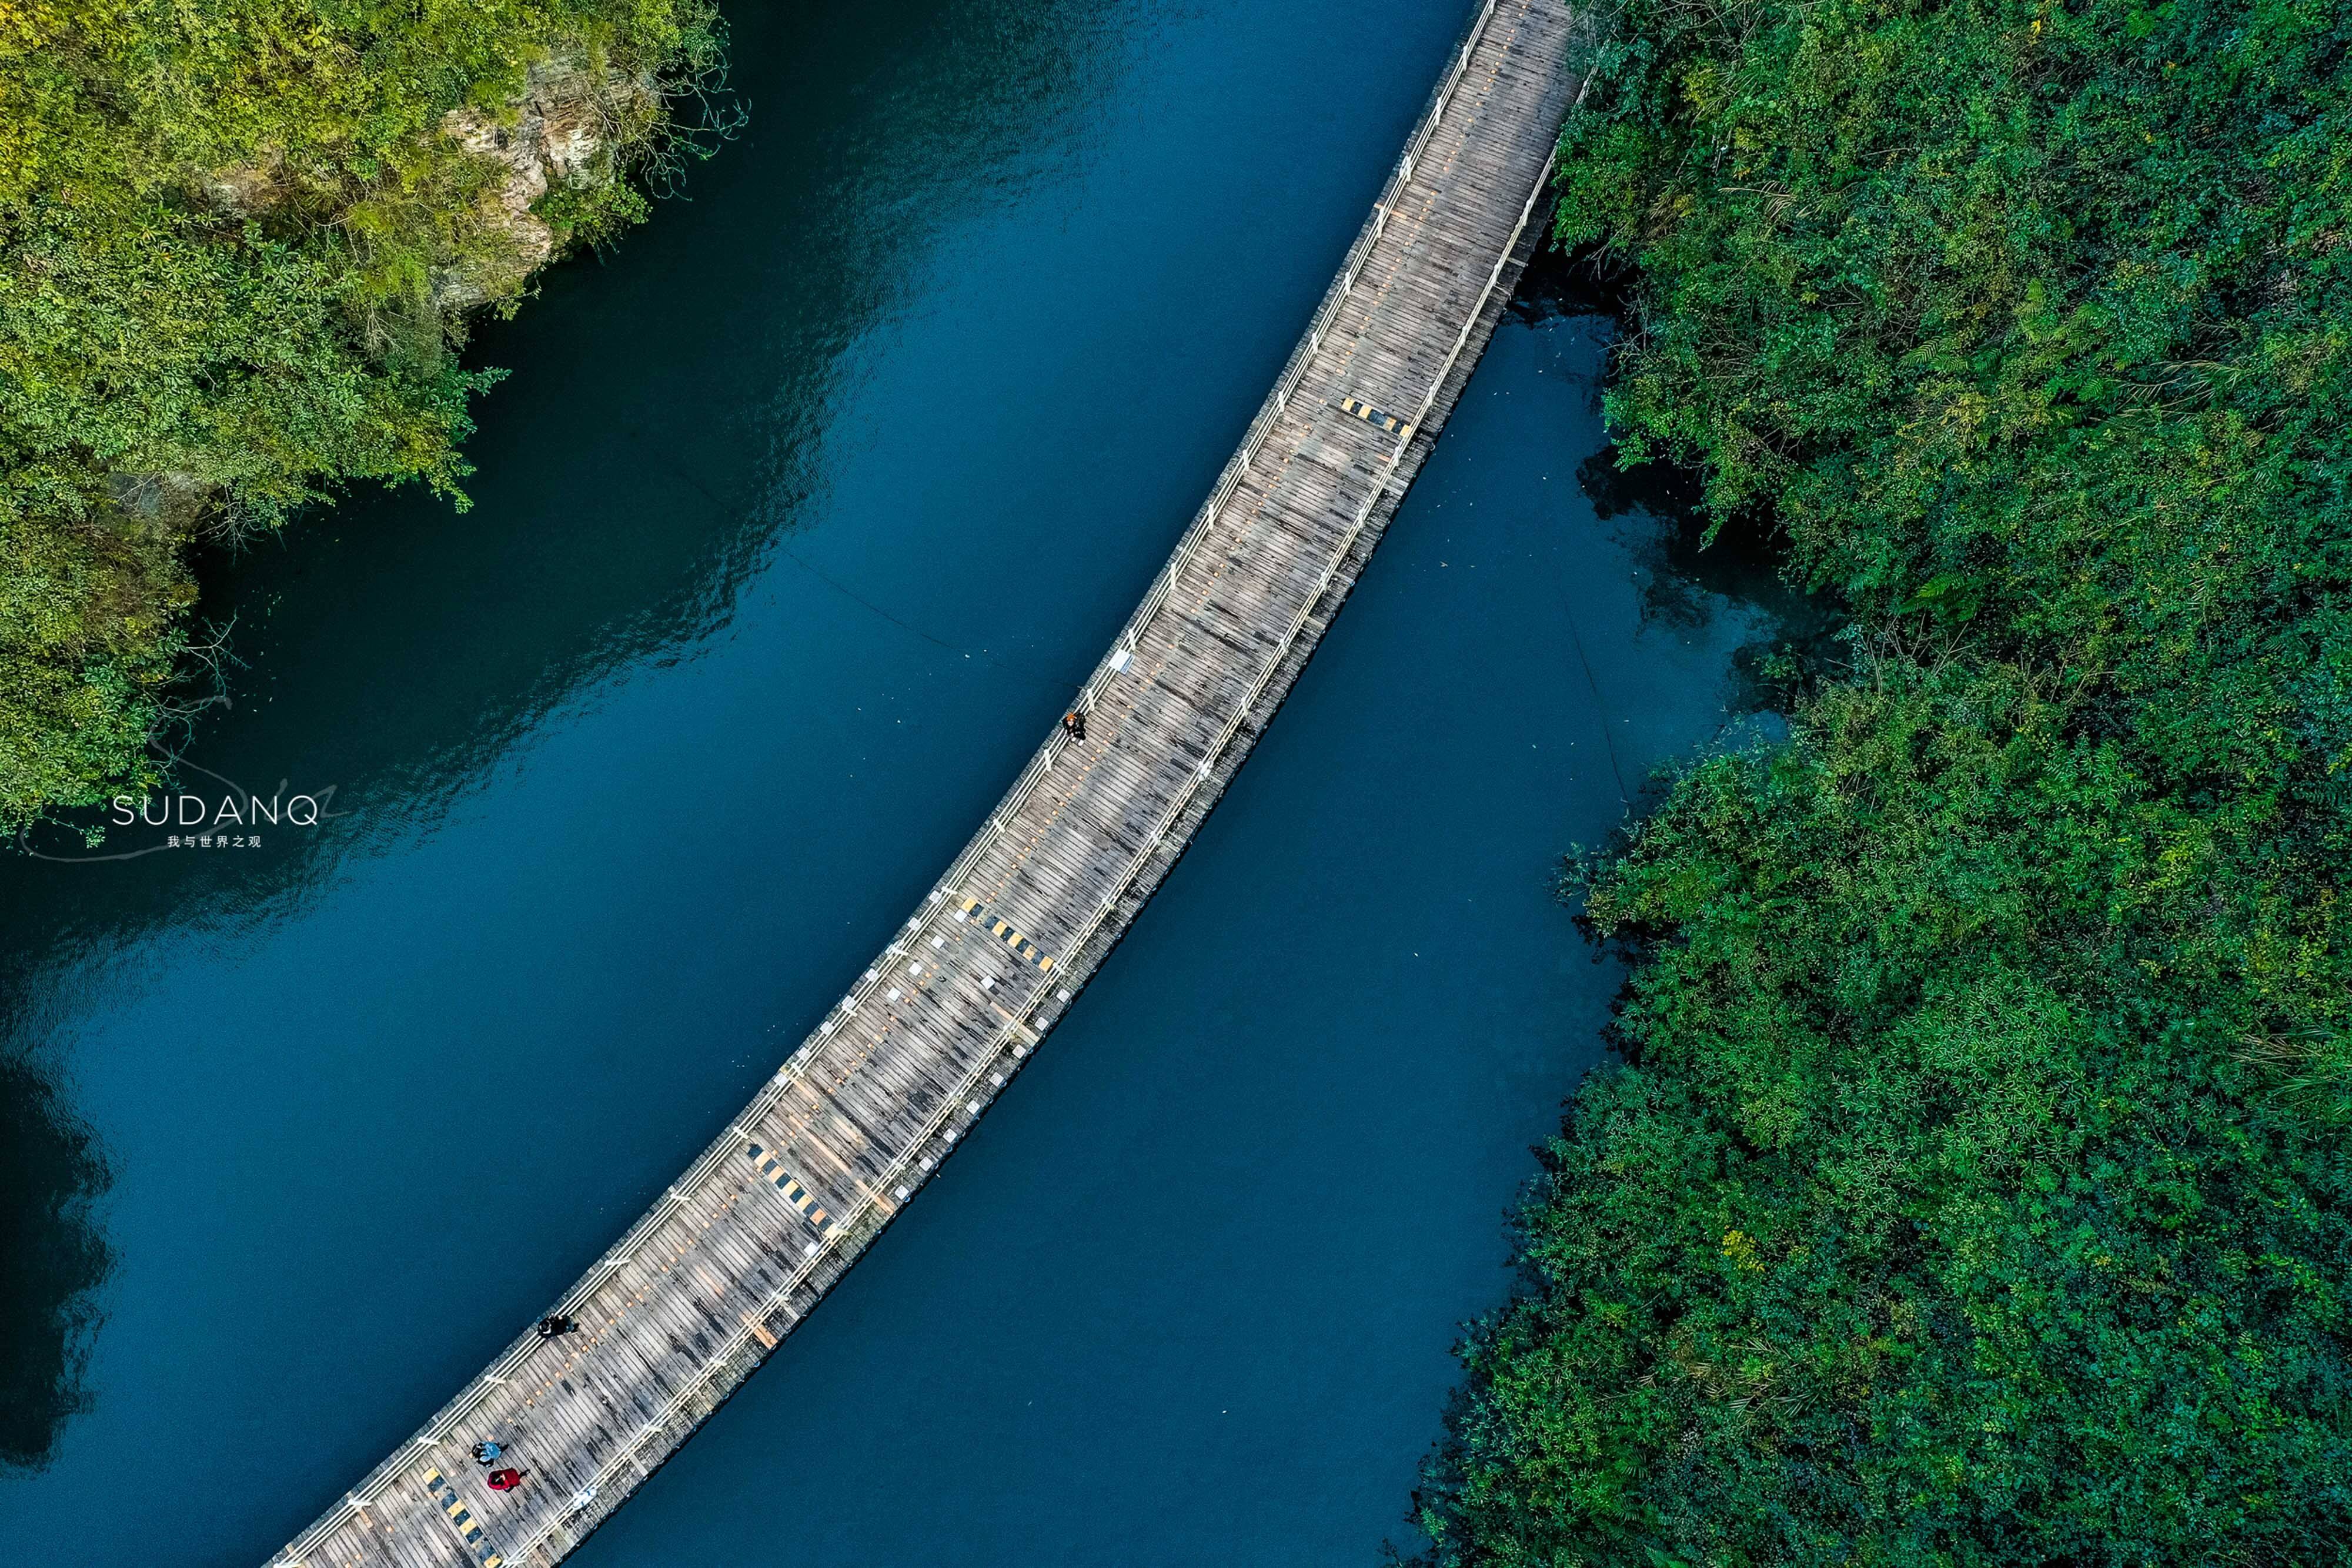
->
272;4;1579;1562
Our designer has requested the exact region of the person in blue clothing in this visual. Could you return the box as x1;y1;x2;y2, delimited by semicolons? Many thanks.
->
472;1441;503;1466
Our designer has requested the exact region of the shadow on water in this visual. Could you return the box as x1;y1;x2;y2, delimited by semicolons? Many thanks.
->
0;1052;112;1473
1593;459;1847;716
1509;243;1846;718
1507;237;1639;323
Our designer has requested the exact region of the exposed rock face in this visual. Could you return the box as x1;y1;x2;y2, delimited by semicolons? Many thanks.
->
196;57;653;310
198;149;286;218
145;59;656;519
431;60;648;310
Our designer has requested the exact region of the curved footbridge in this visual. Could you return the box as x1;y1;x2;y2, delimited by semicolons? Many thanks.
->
273;4;1581;1563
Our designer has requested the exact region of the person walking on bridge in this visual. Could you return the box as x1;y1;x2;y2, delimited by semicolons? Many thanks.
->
487;1468;527;1493
1062;708;1087;743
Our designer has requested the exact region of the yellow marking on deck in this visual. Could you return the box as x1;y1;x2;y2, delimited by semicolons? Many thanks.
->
1334;394;1416;440
958;897;1057;971
987;915;1051;968
744;1143;836;1233
422;1463;509;1566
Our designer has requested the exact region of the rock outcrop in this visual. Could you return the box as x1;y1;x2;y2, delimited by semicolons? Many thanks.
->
431;60;653;309
144;59;659;527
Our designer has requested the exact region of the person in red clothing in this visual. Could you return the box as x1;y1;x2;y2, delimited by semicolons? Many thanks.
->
487;1468;526;1492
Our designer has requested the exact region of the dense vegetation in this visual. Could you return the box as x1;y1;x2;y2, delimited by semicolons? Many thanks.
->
1418;1;2352;1560
0;1;725;830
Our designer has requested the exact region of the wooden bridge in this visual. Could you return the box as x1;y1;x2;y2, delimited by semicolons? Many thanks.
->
270;4;1579;1562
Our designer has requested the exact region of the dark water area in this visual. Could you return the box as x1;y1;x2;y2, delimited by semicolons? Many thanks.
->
0;1057;110;1469
0;2;1798;1561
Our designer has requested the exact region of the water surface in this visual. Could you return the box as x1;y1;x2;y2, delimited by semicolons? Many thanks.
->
0;3;1788;1560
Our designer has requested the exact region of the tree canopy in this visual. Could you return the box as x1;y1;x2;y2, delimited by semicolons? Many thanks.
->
0;1;723;830
1417;2;2352;1560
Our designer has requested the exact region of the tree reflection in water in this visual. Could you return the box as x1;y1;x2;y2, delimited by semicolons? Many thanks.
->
0;1052;111;1472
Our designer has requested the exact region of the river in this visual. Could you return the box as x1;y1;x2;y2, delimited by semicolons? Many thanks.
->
0;1;1800;1562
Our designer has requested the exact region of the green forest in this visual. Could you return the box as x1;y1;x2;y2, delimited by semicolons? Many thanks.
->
1416;0;2352;1560
0;1;723;832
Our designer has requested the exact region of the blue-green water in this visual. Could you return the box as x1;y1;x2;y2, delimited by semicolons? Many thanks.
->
0;2;1792;1561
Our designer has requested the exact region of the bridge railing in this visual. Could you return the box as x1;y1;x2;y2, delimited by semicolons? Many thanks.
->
1106;0;1503;661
